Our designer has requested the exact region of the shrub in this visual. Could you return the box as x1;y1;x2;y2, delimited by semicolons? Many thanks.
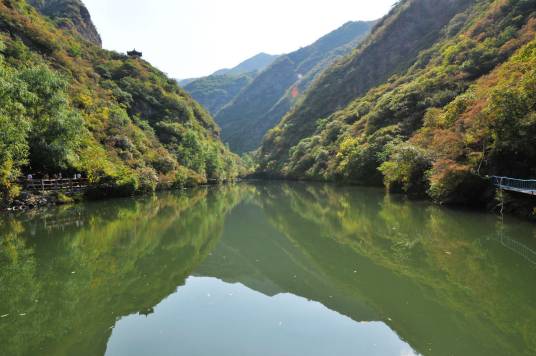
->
111;170;139;196
137;167;158;192
56;192;74;204
173;166;205;188
204;144;224;180
335;126;401;184
380;143;432;195
151;154;177;174
427;159;485;205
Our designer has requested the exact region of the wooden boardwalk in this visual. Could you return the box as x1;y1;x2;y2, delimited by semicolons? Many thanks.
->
23;178;89;193
492;176;536;196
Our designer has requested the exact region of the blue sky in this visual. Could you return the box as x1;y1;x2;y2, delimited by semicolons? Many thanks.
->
84;0;398;79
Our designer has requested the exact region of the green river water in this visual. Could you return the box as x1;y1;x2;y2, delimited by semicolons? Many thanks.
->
1;182;535;356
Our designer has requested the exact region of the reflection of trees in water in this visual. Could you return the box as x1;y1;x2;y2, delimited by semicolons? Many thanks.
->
0;186;246;356
255;182;536;356
1;183;535;356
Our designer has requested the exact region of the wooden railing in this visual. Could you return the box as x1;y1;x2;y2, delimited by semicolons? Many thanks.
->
22;178;89;193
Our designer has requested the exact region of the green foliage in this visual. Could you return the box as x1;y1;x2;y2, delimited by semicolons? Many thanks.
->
257;0;536;208
174;128;206;173
184;72;255;116
486;46;536;176
137;167;158;192
19;65;83;171
380;143;432;195
443;37;500;78
0;59;84;202
335;126;401;184
0;1;244;206
55;191;74;204
0;62;31;202
0;185;243;355
28;0;102;45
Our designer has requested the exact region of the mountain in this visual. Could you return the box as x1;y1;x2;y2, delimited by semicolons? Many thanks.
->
178;52;278;86
0;0;244;207
258;0;536;210
212;52;279;76
179;53;278;116
215;21;375;153
182;72;256;116
28;0;102;46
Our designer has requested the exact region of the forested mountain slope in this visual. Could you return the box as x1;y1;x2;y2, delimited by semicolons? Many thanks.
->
180;53;278;116
258;0;536;210
0;0;243;207
183;72;255;116
216;21;375;153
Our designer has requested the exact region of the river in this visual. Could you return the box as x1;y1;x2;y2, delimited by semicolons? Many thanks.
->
1;182;535;356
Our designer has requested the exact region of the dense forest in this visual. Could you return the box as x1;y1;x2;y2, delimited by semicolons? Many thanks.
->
257;0;536;213
0;0;245;208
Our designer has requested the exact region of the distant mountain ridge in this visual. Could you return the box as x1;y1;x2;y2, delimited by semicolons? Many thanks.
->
215;20;376;153
178;52;278;86
212;52;279;76
179;53;279;116
183;72;256;116
28;0;102;46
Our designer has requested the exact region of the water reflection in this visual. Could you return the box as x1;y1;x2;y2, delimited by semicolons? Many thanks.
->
108;277;418;356
0;187;245;356
250;183;536;356
0;182;535;356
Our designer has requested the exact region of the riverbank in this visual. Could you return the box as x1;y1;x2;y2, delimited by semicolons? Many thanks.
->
3;178;536;222
248;173;536;222
4;191;82;212
1;178;231;213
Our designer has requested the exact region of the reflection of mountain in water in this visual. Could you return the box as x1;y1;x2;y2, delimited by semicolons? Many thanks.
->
0;187;245;356
194;202;378;321
197;182;536;356
1;183;536;356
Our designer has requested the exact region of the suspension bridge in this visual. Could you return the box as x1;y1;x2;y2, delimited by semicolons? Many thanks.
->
491;176;536;196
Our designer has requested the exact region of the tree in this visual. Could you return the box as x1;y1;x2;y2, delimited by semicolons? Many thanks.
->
0;60;31;202
18;65;84;171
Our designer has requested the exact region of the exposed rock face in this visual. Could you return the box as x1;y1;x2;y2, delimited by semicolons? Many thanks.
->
29;0;102;46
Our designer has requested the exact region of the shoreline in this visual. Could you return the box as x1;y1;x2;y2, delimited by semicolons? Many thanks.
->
2;179;535;223
1;179;229;213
